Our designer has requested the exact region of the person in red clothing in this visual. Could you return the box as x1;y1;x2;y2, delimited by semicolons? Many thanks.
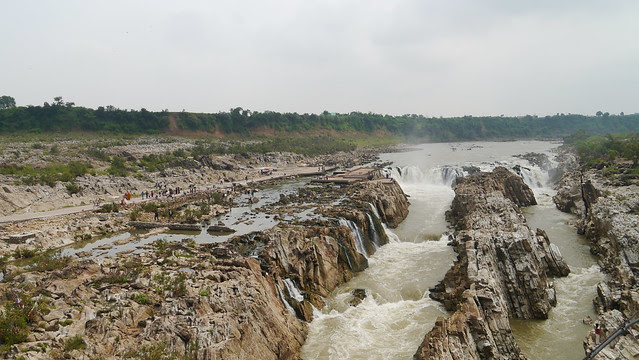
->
595;323;602;345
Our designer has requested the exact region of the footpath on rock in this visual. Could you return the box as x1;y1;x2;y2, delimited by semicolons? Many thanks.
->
0;164;327;224
414;167;570;359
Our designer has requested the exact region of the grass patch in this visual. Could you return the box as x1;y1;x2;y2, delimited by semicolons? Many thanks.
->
63;335;86;351
132;293;151;305
0;161;92;187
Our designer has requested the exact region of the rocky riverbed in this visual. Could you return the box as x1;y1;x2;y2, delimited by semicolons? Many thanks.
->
0;166;409;359
0;137;380;217
554;161;639;359
414;167;570;359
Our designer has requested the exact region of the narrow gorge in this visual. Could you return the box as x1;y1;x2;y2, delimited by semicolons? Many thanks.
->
414;167;569;359
554;160;639;359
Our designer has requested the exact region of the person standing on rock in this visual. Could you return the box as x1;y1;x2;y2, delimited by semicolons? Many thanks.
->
154;208;159;221
595;323;601;345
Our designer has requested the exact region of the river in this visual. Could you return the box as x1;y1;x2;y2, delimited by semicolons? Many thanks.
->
301;141;602;360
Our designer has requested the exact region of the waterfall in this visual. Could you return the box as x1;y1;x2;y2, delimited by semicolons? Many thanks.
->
365;212;381;247
368;202;400;243
391;165;465;187
337;242;354;269
367;202;381;219
339;219;368;257
283;278;305;302
440;166;464;186
276;283;297;315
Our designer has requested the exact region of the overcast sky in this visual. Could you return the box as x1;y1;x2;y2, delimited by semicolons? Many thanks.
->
2;1;638;116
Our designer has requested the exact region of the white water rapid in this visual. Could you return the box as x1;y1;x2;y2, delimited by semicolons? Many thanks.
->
301;141;601;360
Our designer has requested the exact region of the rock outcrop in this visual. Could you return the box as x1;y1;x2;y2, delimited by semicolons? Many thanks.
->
414;167;569;360
554;168;639;358
0;175;409;360
354;179;410;228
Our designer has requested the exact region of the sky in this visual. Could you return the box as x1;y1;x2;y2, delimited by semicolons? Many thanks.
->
2;0;638;117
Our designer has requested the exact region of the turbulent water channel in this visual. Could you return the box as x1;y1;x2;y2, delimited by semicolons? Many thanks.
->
301;141;602;360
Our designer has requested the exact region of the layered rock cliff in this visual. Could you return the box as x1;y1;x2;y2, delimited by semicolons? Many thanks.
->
415;167;569;360
0;178;409;360
554;167;639;359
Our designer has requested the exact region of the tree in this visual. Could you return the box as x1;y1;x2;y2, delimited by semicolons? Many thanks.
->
0;95;16;109
596;111;603;116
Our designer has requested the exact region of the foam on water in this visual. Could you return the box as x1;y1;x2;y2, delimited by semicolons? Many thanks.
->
303;141;599;360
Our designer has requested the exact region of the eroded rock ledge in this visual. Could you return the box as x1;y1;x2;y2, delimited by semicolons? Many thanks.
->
554;168;639;359
414;167;569;360
0;178;409;360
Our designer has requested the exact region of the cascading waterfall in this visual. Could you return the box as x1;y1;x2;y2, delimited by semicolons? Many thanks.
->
284;278;305;302
338;219;368;257
391;165;465;187
368;202;401;243
365;213;381;247
303;141;597;360
277;283;297;315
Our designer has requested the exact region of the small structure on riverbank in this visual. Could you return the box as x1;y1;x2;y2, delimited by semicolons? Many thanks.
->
311;167;386;184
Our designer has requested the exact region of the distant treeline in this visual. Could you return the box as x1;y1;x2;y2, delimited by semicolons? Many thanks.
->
1;99;638;141
177;109;639;140
0;102;168;133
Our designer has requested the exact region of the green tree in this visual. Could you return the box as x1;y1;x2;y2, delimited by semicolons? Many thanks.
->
0;96;16;109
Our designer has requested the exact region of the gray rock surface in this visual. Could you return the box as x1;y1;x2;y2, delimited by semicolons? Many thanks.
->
415;167;569;360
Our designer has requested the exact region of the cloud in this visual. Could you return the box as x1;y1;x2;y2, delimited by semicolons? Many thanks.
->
1;0;638;116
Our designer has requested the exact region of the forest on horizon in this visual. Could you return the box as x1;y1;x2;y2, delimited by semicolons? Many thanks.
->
1;95;637;142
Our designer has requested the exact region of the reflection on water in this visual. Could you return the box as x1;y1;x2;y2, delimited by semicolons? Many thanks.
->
62;179;310;258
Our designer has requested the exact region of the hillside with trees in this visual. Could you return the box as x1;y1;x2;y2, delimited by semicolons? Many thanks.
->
1;95;637;141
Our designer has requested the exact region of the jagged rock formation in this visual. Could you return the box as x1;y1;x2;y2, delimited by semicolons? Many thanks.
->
354;179;410;228
554;169;639;358
414;167;569;360
0;177;409;360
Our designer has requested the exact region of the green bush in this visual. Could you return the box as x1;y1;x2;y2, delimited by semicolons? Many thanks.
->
96;202;119;213
66;182;81;195
107;156;130;177
58;319;73;327
0;161;92;187
85;147;110;161
129;208;141;221
141;202;160;213
31;252;71;272
63;335;86;351
132;293;150;305
0;296;34;349
13;248;38;259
